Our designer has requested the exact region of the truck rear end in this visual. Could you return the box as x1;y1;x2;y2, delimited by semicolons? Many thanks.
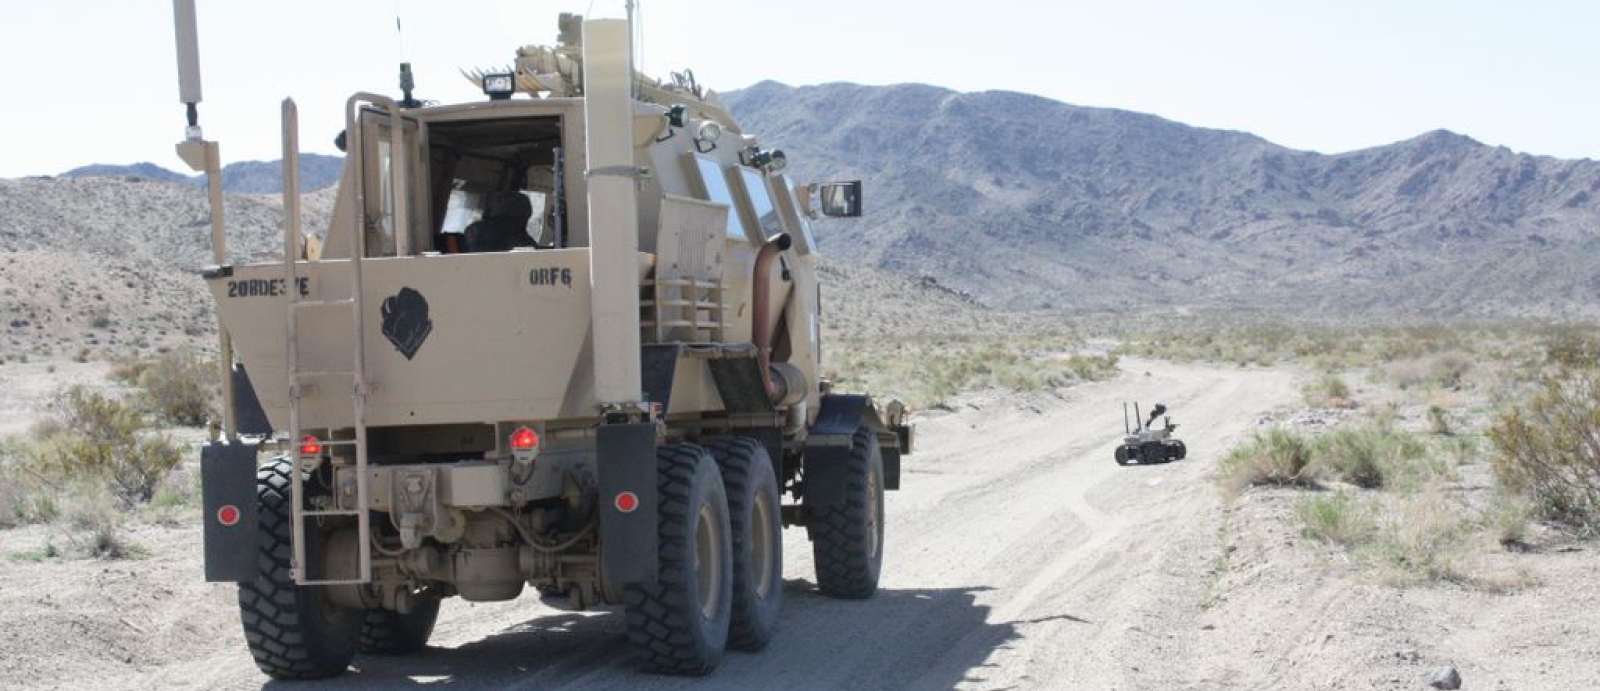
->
178;7;911;680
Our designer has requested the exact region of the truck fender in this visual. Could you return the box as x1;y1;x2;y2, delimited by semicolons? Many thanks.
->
802;394;901;511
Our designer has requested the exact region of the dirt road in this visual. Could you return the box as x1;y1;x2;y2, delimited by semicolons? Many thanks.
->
0;359;1301;690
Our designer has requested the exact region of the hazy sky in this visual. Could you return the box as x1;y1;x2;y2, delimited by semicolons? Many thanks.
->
0;0;1595;178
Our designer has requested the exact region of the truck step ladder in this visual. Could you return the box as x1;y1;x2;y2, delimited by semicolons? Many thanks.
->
280;98;372;586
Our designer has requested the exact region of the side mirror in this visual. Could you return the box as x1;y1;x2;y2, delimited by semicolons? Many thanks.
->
817;180;862;218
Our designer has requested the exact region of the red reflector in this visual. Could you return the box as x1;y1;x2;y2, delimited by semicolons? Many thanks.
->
614;491;639;514
216;504;241;526
510;427;539;451
299;436;322;456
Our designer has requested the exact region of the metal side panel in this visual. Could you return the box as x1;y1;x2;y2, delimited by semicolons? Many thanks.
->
707;355;775;414
597;423;660;585
201;442;260;582
208;250;655;429
231;363;272;436
640;344;681;414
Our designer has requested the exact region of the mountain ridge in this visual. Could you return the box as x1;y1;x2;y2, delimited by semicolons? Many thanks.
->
61;154;344;194
721;81;1600;318
12;80;1600;323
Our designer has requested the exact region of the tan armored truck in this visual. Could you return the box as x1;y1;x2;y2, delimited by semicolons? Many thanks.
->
173;5;911;679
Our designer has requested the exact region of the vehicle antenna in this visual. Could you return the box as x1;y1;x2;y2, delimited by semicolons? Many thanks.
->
394;0;421;108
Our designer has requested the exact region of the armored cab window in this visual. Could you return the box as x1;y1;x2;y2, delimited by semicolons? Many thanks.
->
737;167;783;240
773;174;817;255
425;116;566;253
688;154;749;241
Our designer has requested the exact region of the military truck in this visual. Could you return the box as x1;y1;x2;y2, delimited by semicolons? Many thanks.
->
173;4;911;679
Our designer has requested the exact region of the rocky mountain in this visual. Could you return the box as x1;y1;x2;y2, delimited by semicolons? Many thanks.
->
722;82;1600;318
0;176;335;359
6;79;1599;361
62;154;344;194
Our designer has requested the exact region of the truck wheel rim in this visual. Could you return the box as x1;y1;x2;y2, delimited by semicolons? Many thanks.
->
865;469;880;559
695;502;724;620
752;490;776;600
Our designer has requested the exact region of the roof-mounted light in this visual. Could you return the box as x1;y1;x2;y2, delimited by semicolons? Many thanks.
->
483;72;516;100
694;120;722;153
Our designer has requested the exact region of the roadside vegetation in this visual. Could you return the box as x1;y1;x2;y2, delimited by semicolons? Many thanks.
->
825;334;1119;408
0;348;215;559
1214;323;1600;586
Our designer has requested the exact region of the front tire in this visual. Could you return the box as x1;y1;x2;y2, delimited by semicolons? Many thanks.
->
237;458;361;679
706;437;784;651
625;444;733;675
808;426;885;599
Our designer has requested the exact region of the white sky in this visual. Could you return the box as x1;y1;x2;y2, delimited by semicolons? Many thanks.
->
0;0;1595;177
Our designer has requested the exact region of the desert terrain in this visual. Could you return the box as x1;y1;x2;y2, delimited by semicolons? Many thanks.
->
0;50;1596;691
1;349;1595;690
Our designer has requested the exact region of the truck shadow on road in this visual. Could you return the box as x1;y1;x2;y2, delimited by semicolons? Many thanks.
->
262;580;1028;691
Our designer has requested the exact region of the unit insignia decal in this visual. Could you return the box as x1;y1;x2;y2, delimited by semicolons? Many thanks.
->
380;287;433;360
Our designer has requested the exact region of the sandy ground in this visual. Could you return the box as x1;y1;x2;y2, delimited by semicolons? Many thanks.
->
1;359;1595;690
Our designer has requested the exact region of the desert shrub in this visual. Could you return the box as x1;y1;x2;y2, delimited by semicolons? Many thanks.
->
1302;373;1353;408
1360;488;1469;581
1298;486;1474;582
1546;329;1600;369
28;387;183;507
136;347;217;426
1427;405;1452;436
62;487;136;559
1439;435;1478;466
107;356;152;385
1430;351;1473;389
1218;428;1319;494
0;457;58;527
144;467;199;525
824;335;1116;407
1384;359;1432;390
1297;493;1371;546
1488;370;1600;531
1483;494;1535;550
1314;425;1434;489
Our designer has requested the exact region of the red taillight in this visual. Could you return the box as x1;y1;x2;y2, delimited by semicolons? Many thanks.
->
299;436;322;456
510;427;539;451
614;491;639;513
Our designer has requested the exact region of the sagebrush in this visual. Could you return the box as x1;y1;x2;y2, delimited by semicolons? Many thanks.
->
27;386;183;508
1488;369;1600;531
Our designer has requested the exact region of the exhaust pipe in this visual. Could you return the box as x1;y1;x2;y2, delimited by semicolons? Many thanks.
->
751;233;793;403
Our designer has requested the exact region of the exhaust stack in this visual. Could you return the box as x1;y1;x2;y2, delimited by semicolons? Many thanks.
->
582;19;643;407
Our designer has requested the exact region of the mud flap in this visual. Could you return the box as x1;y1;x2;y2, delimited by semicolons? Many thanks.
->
201;441;259;582
597;423;660;585
802;394;872;510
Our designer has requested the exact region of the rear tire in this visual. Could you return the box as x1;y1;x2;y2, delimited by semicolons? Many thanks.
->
625;444;733;675
1173;440;1188;461
237;459;361;679
1115;446;1133;466
808;426;884;599
706;437;784;651
359;596;441;655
